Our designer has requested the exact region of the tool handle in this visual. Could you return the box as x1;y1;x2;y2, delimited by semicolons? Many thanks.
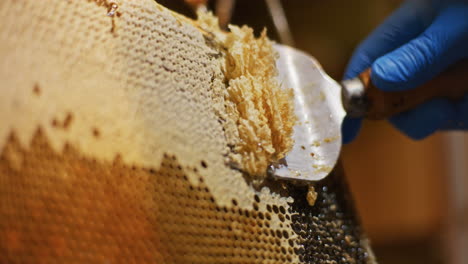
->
358;60;468;120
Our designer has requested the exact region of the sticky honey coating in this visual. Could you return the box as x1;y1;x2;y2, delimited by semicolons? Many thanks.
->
197;12;295;179
0;130;298;263
306;185;317;206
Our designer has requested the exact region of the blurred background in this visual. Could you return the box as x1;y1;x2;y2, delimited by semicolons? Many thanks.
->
158;0;468;263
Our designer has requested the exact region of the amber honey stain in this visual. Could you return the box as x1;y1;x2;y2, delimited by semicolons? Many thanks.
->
92;127;100;138
50;113;74;130
0;129;295;263
63;113;73;129
33;84;41;96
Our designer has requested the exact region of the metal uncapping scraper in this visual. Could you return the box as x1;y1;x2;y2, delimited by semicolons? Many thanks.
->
271;43;468;182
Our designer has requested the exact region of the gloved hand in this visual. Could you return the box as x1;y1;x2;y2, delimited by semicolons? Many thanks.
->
342;0;468;143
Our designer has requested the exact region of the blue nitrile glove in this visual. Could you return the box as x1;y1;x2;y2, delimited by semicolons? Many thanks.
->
342;0;468;143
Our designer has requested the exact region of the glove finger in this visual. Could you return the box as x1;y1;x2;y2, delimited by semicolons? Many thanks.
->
344;0;433;80
372;4;468;91
341;117;363;144
389;98;456;140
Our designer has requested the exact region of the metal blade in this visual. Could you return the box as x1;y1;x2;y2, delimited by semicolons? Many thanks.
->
271;44;346;182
